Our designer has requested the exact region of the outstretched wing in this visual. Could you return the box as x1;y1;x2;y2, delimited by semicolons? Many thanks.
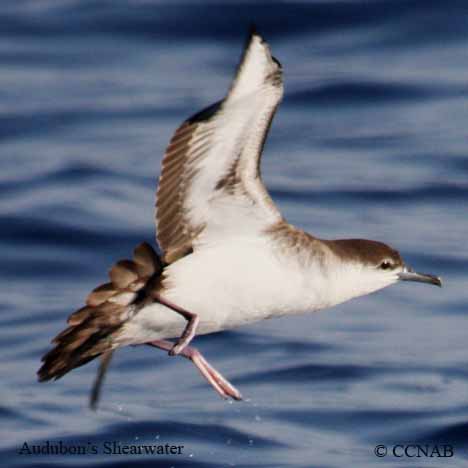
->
156;31;284;263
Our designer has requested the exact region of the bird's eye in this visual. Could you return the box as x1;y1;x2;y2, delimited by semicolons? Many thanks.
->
380;261;392;270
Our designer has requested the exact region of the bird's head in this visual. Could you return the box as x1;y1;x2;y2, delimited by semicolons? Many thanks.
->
323;238;441;305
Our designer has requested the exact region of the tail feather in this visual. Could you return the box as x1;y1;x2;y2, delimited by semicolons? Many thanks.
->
37;242;163;382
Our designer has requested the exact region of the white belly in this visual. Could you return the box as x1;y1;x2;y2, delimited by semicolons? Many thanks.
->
118;236;327;345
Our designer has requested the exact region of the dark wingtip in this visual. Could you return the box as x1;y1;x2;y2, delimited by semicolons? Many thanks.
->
246;23;263;46
249;23;259;38
246;24;281;69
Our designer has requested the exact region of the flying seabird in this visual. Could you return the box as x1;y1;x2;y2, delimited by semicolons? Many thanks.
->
38;30;441;408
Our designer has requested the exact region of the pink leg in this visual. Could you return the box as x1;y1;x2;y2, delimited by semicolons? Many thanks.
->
147;340;242;401
153;293;199;356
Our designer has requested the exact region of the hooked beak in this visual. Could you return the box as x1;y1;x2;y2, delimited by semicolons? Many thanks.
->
398;266;442;287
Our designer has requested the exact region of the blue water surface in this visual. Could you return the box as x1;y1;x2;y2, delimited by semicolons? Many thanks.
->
1;1;468;467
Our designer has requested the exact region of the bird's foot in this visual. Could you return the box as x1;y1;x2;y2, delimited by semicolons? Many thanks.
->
147;339;242;401
188;346;242;400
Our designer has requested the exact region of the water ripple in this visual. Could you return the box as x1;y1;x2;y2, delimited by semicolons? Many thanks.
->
2;1;468;467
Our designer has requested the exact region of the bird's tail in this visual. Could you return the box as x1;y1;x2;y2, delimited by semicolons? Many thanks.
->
37;242;163;382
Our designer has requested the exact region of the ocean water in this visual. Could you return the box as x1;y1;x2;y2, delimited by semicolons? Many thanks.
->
1;1;468;467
